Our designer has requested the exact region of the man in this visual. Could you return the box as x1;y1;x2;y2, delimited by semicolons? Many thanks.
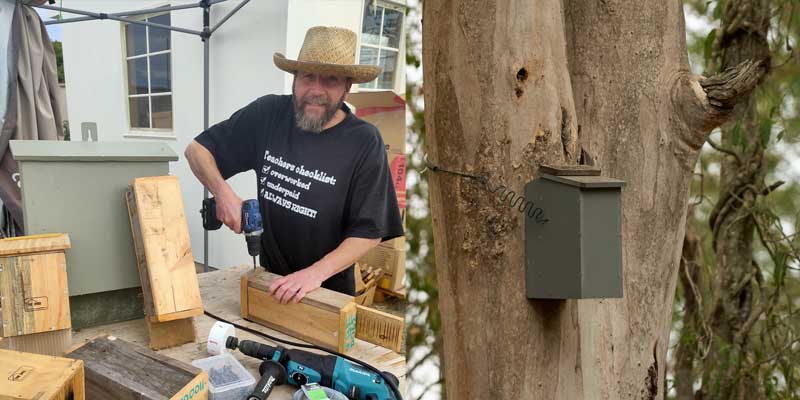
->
185;26;404;304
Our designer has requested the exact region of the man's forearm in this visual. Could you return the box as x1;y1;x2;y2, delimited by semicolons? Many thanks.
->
185;140;233;197
311;237;382;280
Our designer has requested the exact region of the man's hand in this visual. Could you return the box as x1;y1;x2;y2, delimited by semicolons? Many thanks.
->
184;141;244;233
269;267;326;304
215;190;243;233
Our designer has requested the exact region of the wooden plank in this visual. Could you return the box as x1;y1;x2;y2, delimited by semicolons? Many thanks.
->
539;164;602;176
355;305;404;353
338;302;357;353
153;307;204;323
0;348;84;400
377;286;406;300
146;317;196;351
127;176;203;320
354;264;365;293
0;233;71;257
66;335;207;400
125;188;156;319
0;252;71;337
240;274;249;318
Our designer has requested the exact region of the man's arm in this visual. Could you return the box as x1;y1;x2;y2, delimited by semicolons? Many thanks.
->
269;236;381;304
185;140;244;233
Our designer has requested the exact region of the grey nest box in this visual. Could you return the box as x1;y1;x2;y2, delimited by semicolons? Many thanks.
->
524;165;625;299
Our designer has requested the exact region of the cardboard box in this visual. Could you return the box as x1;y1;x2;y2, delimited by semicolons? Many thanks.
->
347;91;406;210
358;243;406;291
348;91;407;292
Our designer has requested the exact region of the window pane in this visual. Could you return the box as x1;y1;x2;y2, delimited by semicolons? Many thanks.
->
148;13;171;52
127;57;148;95
129;97;150;128
382;8;402;48
151;95;172;129
361;2;382;46
377;49;397;89
359;46;378;66
150;54;171;93
125;23;147;56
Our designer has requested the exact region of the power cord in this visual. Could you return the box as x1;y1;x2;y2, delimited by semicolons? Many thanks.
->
203;310;403;400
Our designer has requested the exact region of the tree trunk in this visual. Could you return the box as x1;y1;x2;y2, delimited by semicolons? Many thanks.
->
675;205;703;400
421;0;766;398
699;1;771;399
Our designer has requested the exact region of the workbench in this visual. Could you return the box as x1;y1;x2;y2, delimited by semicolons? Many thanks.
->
71;265;406;399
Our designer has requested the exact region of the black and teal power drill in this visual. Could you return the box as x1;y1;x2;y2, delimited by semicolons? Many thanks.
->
226;337;399;400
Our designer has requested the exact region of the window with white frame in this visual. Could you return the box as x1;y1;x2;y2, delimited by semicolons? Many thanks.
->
124;11;172;131
358;1;404;90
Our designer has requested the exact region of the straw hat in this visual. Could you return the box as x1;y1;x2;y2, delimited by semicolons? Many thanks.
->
274;26;382;84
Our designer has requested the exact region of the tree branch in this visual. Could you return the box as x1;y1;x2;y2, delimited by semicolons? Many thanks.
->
674;59;769;146
706;138;743;165
699;59;768;109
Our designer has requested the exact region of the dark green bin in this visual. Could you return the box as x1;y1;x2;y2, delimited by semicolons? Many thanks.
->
525;172;625;299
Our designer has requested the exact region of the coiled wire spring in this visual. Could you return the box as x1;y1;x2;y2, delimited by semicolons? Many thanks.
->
421;154;549;224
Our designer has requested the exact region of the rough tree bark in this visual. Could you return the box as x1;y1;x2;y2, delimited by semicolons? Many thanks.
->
699;1;772;398
421;1;767;399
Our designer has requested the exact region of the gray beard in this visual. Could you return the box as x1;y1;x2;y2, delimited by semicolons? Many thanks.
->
293;93;345;133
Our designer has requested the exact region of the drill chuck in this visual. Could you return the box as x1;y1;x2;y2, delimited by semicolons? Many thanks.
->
245;232;262;257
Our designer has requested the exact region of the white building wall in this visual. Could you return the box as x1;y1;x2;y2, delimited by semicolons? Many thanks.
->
58;0;404;270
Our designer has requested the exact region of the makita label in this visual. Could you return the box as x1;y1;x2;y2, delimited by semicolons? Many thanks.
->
348;367;371;377
262;376;276;393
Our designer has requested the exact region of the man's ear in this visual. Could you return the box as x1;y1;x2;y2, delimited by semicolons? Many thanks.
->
345;78;353;93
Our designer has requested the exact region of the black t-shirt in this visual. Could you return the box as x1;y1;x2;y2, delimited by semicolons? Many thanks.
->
194;94;404;295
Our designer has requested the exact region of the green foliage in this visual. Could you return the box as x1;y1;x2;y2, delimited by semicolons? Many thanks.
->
672;1;800;398
704;28;717;67
52;41;64;83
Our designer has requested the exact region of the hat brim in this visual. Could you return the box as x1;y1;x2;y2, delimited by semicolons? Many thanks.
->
274;53;382;84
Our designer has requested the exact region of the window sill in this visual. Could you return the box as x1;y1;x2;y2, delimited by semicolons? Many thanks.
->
124;131;176;140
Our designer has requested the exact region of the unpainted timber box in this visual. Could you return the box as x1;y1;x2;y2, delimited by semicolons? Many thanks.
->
66;335;208;400
241;269;357;354
0;348;85;400
0;234;73;356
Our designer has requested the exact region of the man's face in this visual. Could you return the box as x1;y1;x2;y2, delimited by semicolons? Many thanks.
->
292;71;351;133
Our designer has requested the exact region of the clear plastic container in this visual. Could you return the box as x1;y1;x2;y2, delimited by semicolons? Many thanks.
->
192;353;256;400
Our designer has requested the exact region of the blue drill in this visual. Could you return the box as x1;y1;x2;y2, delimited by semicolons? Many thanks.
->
201;198;263;268
226;337;399;400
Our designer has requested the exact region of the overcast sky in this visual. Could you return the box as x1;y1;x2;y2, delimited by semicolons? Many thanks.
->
36;7;61;41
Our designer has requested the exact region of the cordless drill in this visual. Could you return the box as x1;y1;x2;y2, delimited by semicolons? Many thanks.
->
201;197;263;268
226;337;399;400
